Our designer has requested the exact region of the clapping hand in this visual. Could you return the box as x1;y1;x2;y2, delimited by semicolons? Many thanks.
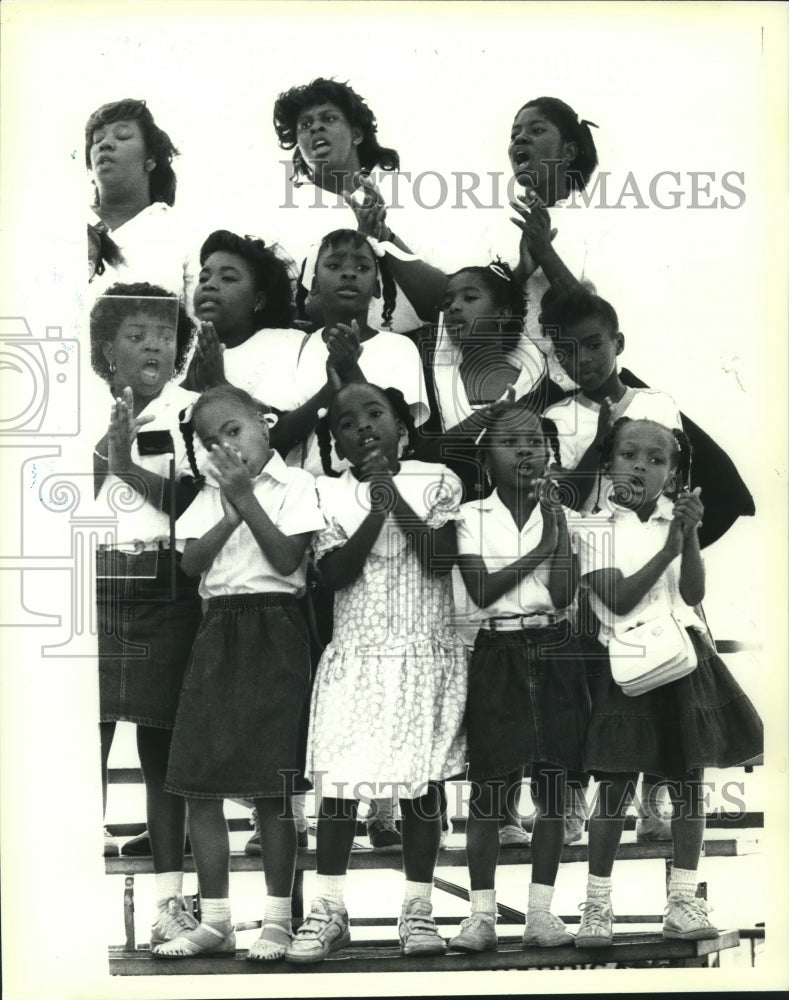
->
345;173;390;240
672;487;704;540
107;387;155;473
187;321;227;391
325;320;364;383
207;442;257;507
510;188;557;277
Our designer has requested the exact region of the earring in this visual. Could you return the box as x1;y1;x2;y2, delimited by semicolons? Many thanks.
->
109;362;116;374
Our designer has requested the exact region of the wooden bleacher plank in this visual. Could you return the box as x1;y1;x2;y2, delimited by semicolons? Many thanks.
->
104;836;752;876
109;929;740;975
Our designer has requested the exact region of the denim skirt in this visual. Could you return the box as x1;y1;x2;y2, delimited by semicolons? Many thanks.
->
585;627;764;779
466;622;591;780
165;593;312;799
97;547;202;729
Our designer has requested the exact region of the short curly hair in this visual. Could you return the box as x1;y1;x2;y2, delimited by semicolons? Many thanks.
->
273;78;399;184
89;282;194;384
85;99;179;206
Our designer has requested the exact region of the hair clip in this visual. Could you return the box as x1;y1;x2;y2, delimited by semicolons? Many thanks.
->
262;412;279;429
579;118;599;129
488;263;511;282
178;403;194;424
316;407;328;420
474;427;487;446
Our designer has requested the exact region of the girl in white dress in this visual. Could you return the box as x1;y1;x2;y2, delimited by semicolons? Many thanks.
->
285;382;467;964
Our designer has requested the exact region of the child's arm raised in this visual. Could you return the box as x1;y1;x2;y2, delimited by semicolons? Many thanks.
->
549;398;615;510
457;503;558;609
181;493;240;578
269;323;364;457
585;517;684;616
545;503;579;610
210;444;310;576
97;388;197;515
316;508;387;591
674;488;705;606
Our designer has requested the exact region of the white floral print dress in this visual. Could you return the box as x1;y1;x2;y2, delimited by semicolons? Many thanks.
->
308;460;468;799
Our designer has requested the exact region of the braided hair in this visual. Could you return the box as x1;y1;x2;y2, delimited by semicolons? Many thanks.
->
307;229;397;329
178;384;276;485
315;383;417;477
446;259;523;354
593;417;692;512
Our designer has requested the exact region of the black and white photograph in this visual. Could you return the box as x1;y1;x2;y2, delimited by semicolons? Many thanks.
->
0;2;787;997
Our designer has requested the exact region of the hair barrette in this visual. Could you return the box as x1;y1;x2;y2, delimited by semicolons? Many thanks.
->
178;403;194;424
579;118;599;129
488;263;511;282
316;407;328;420
474;427;488;446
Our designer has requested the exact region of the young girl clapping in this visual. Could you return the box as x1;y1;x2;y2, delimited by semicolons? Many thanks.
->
450;401;590;952
574;418;762;947
153;385;324;961
285;382;468;963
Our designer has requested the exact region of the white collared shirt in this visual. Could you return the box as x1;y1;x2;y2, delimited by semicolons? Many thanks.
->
223;327;305;404
175;450;324;598
286;328;430;476
575;494;705;646
455;489;573;625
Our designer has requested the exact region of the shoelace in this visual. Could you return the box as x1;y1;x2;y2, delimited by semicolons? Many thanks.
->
369;816;398;833
666;897;712;923
579;899;612;931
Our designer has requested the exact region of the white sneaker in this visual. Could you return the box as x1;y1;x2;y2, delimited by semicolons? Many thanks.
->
522;910;573;947
575;898;614;947
663;896;719;941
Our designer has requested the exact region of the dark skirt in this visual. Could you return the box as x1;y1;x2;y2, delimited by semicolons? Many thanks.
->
585;628;763;779
97;547;202;729
466;622;591;780
165;593;312;799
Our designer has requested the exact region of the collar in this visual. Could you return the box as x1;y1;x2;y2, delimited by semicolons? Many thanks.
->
204;449;289;489
606;492;674;523
469;488;544;531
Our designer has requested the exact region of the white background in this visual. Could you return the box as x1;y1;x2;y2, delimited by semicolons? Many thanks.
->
1;1;787;997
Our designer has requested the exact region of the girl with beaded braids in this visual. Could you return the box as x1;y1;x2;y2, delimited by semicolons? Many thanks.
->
572;417;762;950
279;229;428;477
285;382;468;964
273;77;447;331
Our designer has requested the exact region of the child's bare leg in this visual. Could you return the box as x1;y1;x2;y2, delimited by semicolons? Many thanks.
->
529;765;565;886
316;796;359;876
136;725;186;874
247;795;297;961
400;782;441;883
466;778;505;890
668;769;706;870
152;798;233;957
100;720;116;816
587;772;638;877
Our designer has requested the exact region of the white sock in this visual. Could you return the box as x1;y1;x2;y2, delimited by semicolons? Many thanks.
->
315;874;346;909
470;889;496;915
668;866;697;900
528;882;554;912
403;880;432;905
263;895;292;925
587;874;612;901
292;794;308;833
200;897;231;927
155;871;184;905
